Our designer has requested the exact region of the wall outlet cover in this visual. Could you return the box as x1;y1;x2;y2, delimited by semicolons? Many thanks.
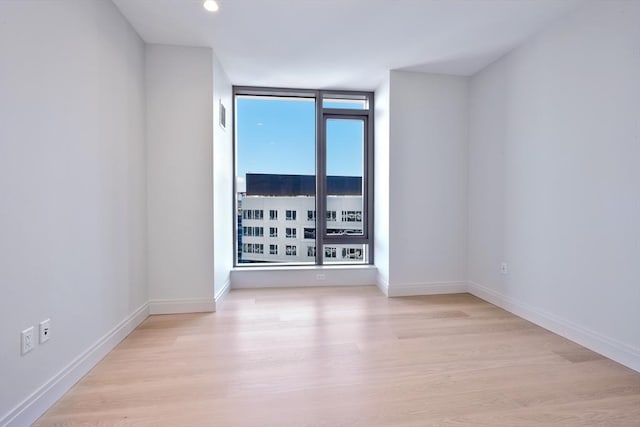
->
22;326;35;355
40;319;51;344
500;262;509;275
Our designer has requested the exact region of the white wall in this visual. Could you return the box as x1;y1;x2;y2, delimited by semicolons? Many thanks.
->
0;0;146;423
468;0;640;370
387;71;468;295
146;45;215;312
212;54;234;300
374;76;391;293
231;265;378;288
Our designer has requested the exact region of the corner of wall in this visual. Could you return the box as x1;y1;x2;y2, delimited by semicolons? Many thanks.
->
1;304;150;427
376;272;389;296
467;281;640;373
212;50;234;301
214;277;232;307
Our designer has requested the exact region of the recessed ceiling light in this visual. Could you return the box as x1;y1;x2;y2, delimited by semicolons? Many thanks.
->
203;0;219;12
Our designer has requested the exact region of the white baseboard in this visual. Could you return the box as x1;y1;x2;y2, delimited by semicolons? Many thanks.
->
1;303;149;427
376;272;389;296
468;281;640;373
387;281;468;297
214;278;231;306
148;298;215;315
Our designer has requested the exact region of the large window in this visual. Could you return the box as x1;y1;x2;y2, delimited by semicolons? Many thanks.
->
234;87;373;266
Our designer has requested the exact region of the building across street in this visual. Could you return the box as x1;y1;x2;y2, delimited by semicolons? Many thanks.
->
237;173;367;264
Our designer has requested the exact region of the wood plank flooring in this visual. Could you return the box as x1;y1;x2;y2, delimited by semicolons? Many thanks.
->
35;287;640;426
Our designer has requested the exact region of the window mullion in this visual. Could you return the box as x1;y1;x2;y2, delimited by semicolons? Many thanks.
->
315;90;325;265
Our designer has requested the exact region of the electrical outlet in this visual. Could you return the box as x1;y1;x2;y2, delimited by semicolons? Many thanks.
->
316;273;325;281
21;327;35;355
500;262;509;275
40;319;51;344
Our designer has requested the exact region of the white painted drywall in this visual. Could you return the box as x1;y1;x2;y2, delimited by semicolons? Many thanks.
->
374;76;391;292
231;266;378;288
0;0;146;420
145;45;215;304
212;54;234;299
468;0;640;361
388;71;469;290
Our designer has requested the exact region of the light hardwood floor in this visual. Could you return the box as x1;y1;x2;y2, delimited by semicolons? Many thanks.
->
36;287;640;426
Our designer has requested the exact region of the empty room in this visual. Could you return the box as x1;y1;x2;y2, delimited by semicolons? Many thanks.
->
1;0;639;425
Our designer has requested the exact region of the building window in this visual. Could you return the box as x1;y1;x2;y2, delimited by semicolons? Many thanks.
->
242;209;264;220
269;244;278;255
243;243;264;254
235;88;374;266
341;211;362;222
327;228;361;236
324;247;337;258
342;247;363;260
243;226;263;237
307;246;316;257
304;228;315;239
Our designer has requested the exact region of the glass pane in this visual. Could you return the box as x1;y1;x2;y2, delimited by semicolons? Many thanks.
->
325;118;364;237
236;95;316;264
323;244;368;264
322;97;368;110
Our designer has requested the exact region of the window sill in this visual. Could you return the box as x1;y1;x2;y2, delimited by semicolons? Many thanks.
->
230;264;378;288
232;264;376;272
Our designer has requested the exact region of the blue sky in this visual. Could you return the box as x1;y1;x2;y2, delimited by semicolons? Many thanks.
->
236;96;363;187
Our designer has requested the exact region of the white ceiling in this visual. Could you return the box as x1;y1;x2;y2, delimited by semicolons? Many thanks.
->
113;0;582;90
